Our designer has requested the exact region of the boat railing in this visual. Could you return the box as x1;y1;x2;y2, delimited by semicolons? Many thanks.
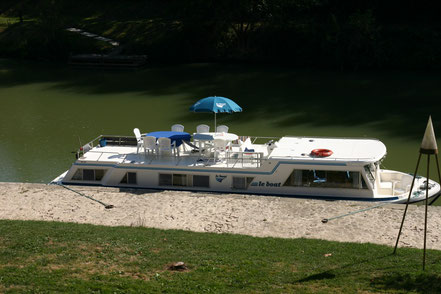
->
78;134;275;168
76;135;137;158
225;151;264;168
248;136;280;144
79;135;137;149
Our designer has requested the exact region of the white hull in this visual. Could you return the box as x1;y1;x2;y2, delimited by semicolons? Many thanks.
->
52;134;441;204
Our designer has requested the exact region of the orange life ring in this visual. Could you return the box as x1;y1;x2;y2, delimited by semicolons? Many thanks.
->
310;149;333;157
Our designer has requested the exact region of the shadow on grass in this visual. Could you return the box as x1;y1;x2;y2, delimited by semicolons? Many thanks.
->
297;271;336;282
296;248;441;292
371;273;441;293
296;253;396;283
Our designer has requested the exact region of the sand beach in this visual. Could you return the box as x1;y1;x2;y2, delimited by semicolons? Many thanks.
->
1;182;440;250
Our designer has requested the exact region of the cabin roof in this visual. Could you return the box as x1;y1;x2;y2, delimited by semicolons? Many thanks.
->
268;136;386;163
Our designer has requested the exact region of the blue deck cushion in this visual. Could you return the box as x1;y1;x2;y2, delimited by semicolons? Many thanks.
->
146;131;191;147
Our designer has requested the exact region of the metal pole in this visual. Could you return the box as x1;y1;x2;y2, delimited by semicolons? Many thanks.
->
429;153;441;205
423;154;430;270
436;154;441;184
394;152;422;254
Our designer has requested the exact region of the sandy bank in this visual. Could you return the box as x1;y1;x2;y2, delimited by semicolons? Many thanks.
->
1;182;440;250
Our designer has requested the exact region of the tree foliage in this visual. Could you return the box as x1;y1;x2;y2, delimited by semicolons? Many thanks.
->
1;0;441;69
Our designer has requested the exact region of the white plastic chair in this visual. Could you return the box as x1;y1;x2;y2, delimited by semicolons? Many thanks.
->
158;137;173;156
171;124;184;132
214;139;228;152
216;125;229;133
133;128;143;154
214;139;228;161
196;124;210;133
143;136;157;155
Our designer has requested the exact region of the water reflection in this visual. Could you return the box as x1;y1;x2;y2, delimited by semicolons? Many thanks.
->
0;59;440;184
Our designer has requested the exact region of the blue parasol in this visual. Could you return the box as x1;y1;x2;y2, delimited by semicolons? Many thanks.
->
189;96;242;131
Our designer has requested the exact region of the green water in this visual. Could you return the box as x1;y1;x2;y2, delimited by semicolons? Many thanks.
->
1;59;441;187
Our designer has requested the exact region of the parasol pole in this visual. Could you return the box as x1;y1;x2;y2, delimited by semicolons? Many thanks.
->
214;112;217;133
393;116;438;270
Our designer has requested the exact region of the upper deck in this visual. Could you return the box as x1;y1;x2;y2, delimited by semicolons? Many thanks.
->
77;135;266;169
269;136;387;163
76;135;386;169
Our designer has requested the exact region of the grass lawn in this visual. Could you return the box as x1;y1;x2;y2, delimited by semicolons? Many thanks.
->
1;220;441;293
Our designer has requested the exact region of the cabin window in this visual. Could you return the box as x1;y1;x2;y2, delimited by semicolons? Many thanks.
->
72;169;83;180
364;165;376;186
120;172;137;184
173;174;187;186
83;169;95;181
159;174;209;188
283;169;367;189
232;177;254;189
159;174;172;186
95;169;105;181
159;173;188;186
193;175;209;188
72;169;107;181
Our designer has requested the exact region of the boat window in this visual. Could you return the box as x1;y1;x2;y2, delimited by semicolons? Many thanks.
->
128;172;137;184
120;172;137;184
173;174;187;186
193;175;209;188
159;174;172;186
159;174;210;188
159;173;189;186
72;169;107;181
72;169;83;180
83;169;95;181
232;177;254;189
95;169;105;181
283;169;367;189
364;165;375;186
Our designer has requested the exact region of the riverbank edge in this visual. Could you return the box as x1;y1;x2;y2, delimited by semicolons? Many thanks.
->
1;182;440;250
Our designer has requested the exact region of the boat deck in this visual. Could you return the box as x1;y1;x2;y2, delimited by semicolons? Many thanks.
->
79;145;266;169
270;137;387;162
77;135;388;169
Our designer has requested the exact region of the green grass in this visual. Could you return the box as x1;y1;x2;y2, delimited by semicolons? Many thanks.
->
1;220;441;293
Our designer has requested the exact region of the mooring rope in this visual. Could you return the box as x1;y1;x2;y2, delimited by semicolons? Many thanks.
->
321;202;390;223
57;183;114;209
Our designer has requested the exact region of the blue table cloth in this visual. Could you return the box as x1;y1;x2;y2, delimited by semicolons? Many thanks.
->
146;131;191;147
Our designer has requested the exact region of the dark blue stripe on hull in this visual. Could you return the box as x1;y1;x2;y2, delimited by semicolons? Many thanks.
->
61;181;399;202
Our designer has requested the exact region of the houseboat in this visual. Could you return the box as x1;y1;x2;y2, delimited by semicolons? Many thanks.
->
52;128;440;203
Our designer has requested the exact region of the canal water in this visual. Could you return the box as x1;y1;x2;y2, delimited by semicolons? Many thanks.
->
1;59;441;192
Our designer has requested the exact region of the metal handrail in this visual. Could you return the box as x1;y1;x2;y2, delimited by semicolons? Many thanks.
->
225;151;264;168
